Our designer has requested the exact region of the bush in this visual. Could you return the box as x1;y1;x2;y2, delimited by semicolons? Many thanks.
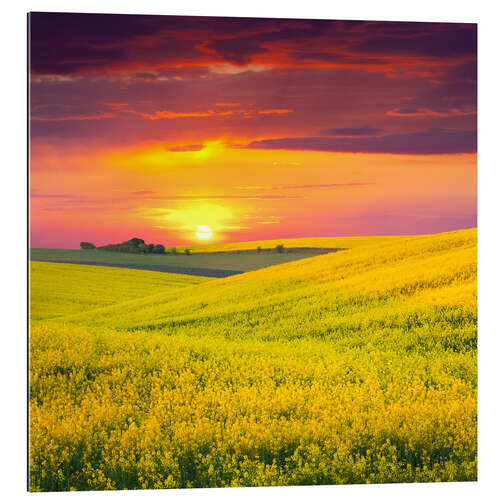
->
97;244;119;252
185;248;191;255
127;238;145;246
80;242;96;250
169;247;178;256
257;246;262;253
146;244;155;254
153;244;166;254
276;244;285;253
137;243;147;253
119;244;136;253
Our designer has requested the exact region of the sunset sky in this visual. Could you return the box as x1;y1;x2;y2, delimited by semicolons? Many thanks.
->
29;13;477;248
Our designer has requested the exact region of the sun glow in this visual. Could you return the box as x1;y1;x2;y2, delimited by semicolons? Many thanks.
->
196;225;213;239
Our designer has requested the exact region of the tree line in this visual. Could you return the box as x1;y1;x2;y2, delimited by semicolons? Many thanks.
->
81;238;287;255
80;238;174;254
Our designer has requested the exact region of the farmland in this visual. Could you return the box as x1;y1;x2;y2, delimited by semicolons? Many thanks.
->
29;229;477;491
30;246;344;277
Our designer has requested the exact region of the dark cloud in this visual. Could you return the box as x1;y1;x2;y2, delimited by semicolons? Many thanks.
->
29;15;477;153
321;127;382;136
29;62;477;148
29;13;476;76
206;37;266;65
391;107;420;115
29;12;208;75
246;128;476;155
353;24;476;58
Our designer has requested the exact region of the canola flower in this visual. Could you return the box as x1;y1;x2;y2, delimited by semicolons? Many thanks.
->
29;229;477;491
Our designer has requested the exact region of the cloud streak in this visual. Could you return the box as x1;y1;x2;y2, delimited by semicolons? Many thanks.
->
246;129;476;155
167;144;205;152
321;127;383;137
145;194;301;200
386;107;476;117
235;182;375;190
31;112;116;122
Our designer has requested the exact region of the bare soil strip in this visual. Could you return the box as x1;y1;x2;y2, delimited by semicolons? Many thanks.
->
30;260;243;278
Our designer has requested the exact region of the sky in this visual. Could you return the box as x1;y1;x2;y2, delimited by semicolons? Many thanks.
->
29;12;477;248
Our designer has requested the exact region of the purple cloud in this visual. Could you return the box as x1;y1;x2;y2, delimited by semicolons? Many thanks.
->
321;127;382;136
246;128;476;155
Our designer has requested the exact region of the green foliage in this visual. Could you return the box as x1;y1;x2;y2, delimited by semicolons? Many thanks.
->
169;247;178;255
97;238;165;255
79;242;95;250
276;244;285;253
127;238;145;246
185;248;191;255
153;244;165;254
97;244;120;251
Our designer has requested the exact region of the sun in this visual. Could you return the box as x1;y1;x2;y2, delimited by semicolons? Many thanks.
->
196;225;212;240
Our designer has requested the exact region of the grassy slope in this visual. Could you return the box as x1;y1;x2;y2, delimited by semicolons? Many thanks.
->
29;229;477;490
30;262;212;320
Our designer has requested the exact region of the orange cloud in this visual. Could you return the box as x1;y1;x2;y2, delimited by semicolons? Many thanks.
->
386;107;476;117
122;106;293;120
167;144;205;152
257;109;293;115
126;109;215;120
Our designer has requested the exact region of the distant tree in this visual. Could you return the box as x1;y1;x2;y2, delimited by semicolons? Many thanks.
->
257;246;262;253
153;244;166;254
119;242;136;253
169;246;178;255
92;238;161;254
127;237;145;246
98;244;119;252
80;242;95;250
276;244;285;254
184;248;191;255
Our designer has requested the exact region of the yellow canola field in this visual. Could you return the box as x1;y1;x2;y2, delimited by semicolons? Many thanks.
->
29;229;477;491
184;234;398;253
30;262;212;320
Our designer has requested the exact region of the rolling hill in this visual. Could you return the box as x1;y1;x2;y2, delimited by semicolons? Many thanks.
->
29;228;477;490
30;262;212;320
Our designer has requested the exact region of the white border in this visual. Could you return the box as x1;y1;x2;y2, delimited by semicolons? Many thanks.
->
3;1;499;499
